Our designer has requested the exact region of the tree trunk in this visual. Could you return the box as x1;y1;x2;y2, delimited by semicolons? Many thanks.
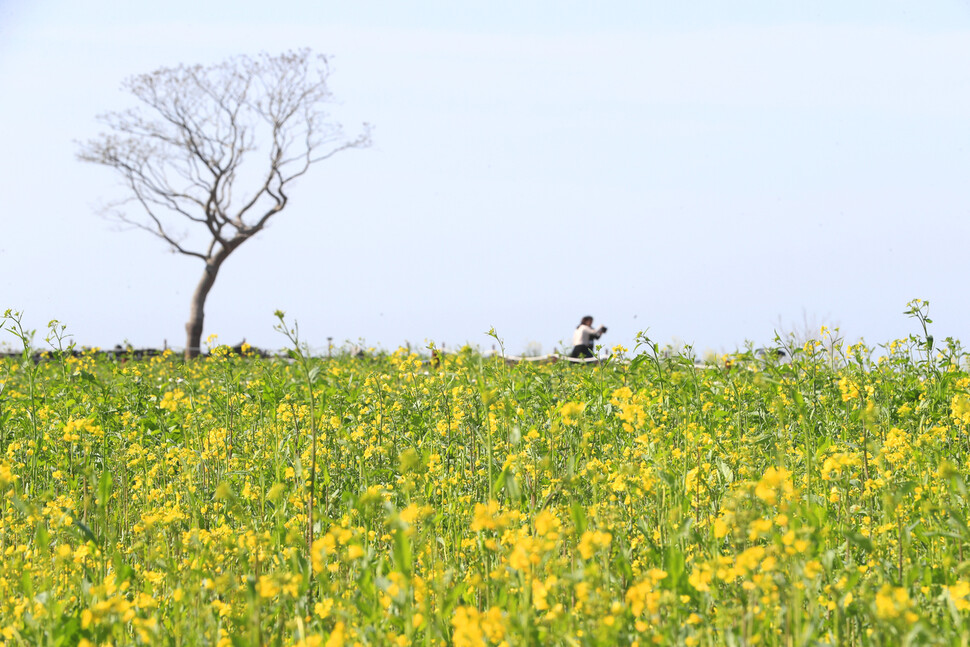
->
184;261;222;360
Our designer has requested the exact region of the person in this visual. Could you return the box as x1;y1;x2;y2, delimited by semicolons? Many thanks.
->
570;316;607;358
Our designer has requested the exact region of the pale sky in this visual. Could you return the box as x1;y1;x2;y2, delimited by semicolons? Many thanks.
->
2;1;969;355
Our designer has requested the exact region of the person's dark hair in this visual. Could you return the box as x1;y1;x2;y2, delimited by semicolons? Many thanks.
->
578;315;593;328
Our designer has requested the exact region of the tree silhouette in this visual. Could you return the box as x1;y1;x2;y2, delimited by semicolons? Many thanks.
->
79;50;370;358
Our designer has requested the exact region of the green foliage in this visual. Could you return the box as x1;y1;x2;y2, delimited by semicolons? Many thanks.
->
1;308;970;645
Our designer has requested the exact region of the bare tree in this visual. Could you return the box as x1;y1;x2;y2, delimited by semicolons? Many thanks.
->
79;50;370;358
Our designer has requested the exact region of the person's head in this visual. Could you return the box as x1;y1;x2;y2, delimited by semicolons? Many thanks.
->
579;315;593;327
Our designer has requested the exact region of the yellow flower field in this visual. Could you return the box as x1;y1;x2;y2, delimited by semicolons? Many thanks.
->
2;304;970;645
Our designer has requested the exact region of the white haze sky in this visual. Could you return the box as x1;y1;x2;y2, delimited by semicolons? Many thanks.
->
1;1;969;355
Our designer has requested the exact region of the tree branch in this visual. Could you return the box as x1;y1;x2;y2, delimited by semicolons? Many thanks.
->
78;50;370;290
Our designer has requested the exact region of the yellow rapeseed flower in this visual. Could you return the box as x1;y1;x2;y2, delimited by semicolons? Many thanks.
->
754;466;792;506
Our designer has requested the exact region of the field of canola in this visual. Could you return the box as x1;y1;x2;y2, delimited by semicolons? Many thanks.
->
4;307;970;646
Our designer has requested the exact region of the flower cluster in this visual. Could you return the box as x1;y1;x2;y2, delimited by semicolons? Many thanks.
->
1;328;969;645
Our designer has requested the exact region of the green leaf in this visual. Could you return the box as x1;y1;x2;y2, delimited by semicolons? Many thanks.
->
97;471;113;507
629;354;649;371
35;523;50;553
570;502;587;535
665;546;685;589
111;551;135;583
844;531;873;553
503;469;521;501
895;480;918;497
53;616;81;646
72;517;99;545
392;528;412;577
948;510;969;538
